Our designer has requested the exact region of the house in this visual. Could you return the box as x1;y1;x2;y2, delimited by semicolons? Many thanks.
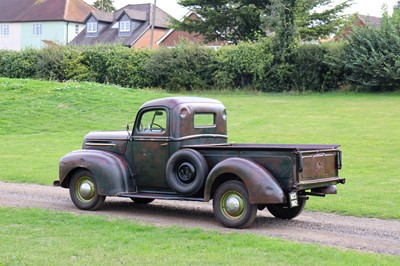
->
71;4;171;48
356;14;382;28
157;12;224;49
336;14;382;39
0;0;95;51
72;6;223;49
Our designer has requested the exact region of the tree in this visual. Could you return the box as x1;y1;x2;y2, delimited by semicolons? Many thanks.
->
175;0;272;44
336;8;400;91
266;0;298;91
175;0;352;43
93;0;116;12
294;0;352;41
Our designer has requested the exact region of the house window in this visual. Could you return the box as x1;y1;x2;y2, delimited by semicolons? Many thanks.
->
32;23;42;36
87;22;97;33
75;24;79;34
0;24;10;36
120;21;130;32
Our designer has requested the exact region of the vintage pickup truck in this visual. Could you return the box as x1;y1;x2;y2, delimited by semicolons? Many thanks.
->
54;97;345;228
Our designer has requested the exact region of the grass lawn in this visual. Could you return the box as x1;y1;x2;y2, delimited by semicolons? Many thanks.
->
0;208;399;265
0;78;399;220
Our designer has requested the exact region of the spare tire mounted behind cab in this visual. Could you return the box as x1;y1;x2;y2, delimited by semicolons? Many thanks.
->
165;149;208;196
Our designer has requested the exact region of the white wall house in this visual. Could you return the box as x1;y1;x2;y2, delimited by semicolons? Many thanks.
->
0;23;21;50
0;0;95;51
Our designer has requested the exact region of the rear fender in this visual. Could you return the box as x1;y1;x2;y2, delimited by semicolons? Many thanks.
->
59;150;133;196
204;157;286;204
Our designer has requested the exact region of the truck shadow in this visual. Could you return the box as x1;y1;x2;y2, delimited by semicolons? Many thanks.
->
101;200;214;219
97;199;299;230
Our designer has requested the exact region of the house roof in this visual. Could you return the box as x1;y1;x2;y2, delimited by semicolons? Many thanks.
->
71;4;172;47
87;10;114;23
157;11;224;47
119;10;147;22
358;14;382;28
335;13;383;41
115;4;171;28
0;0;95;23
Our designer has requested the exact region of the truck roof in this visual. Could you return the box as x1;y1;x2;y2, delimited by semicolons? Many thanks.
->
140;97;223;110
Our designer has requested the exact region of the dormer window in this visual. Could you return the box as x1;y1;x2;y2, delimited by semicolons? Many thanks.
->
87;22;97;33
120;21;130;32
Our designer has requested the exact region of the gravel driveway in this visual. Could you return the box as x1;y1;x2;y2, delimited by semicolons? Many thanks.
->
1;181;399;256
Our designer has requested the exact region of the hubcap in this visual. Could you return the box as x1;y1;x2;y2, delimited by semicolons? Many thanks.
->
79;182;92;199
225;196;240;214
221;191;244;219
177;162;196;183
76;177;95;202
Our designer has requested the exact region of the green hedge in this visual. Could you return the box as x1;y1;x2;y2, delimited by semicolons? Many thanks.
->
292;42;346;92
0;49;39;79
336;11;400;92
214;40;274;90
143;43;216;91
0;38;396;92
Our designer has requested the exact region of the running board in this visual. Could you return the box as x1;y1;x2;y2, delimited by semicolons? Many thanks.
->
117;192;204;202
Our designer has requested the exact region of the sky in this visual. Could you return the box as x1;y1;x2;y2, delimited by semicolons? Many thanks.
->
84;1;399;19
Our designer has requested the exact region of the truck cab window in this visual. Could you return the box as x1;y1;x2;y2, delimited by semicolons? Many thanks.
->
194;113;215;128
138;110;166;133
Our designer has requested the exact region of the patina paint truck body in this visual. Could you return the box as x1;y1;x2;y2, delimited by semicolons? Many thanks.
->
55;97;345;228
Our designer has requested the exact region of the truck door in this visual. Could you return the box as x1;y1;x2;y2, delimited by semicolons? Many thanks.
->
132;108;170;191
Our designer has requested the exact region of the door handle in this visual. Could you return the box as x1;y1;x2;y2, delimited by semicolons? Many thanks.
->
160;143;168;146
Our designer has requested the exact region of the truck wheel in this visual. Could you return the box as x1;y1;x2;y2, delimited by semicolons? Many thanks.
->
267;198;306;219
130;198;154;204
166;149;208;195
70;170;105;210
213;181;257;228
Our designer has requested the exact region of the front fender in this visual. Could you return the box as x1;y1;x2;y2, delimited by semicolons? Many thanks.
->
204;157;286;204
59;150;133;196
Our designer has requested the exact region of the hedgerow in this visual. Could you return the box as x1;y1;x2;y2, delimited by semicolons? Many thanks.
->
0;29;398;93
334;10;400;92
143;42;216;91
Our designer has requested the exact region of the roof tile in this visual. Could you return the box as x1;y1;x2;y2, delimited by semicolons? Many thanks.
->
0;0;95;23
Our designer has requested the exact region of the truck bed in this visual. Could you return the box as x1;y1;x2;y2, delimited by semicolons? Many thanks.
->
185;143;343;191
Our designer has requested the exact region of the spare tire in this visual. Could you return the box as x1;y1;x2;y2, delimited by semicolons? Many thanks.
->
166;149;208;195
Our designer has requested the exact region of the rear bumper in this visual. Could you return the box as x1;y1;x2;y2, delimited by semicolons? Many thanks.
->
298;177;345;190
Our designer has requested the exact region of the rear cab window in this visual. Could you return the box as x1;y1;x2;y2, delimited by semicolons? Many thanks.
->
194;113;215;128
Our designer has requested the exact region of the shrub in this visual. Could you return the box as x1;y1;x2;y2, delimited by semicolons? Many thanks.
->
143;42;216;91
63;46;90;82
0;49;39;78
214;40;274;90
291;42;345;92
81;45;114;83
105;46;150;88
338;10;400;92
0;50;16;77
36;47;65;81
321;41;347;91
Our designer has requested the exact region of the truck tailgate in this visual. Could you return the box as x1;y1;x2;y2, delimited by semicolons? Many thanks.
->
298;149;342;189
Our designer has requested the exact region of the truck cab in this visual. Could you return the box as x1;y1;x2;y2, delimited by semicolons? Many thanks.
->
128;97;227;192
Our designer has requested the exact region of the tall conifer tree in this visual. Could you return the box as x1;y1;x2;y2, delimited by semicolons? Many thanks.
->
93;0;116;12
